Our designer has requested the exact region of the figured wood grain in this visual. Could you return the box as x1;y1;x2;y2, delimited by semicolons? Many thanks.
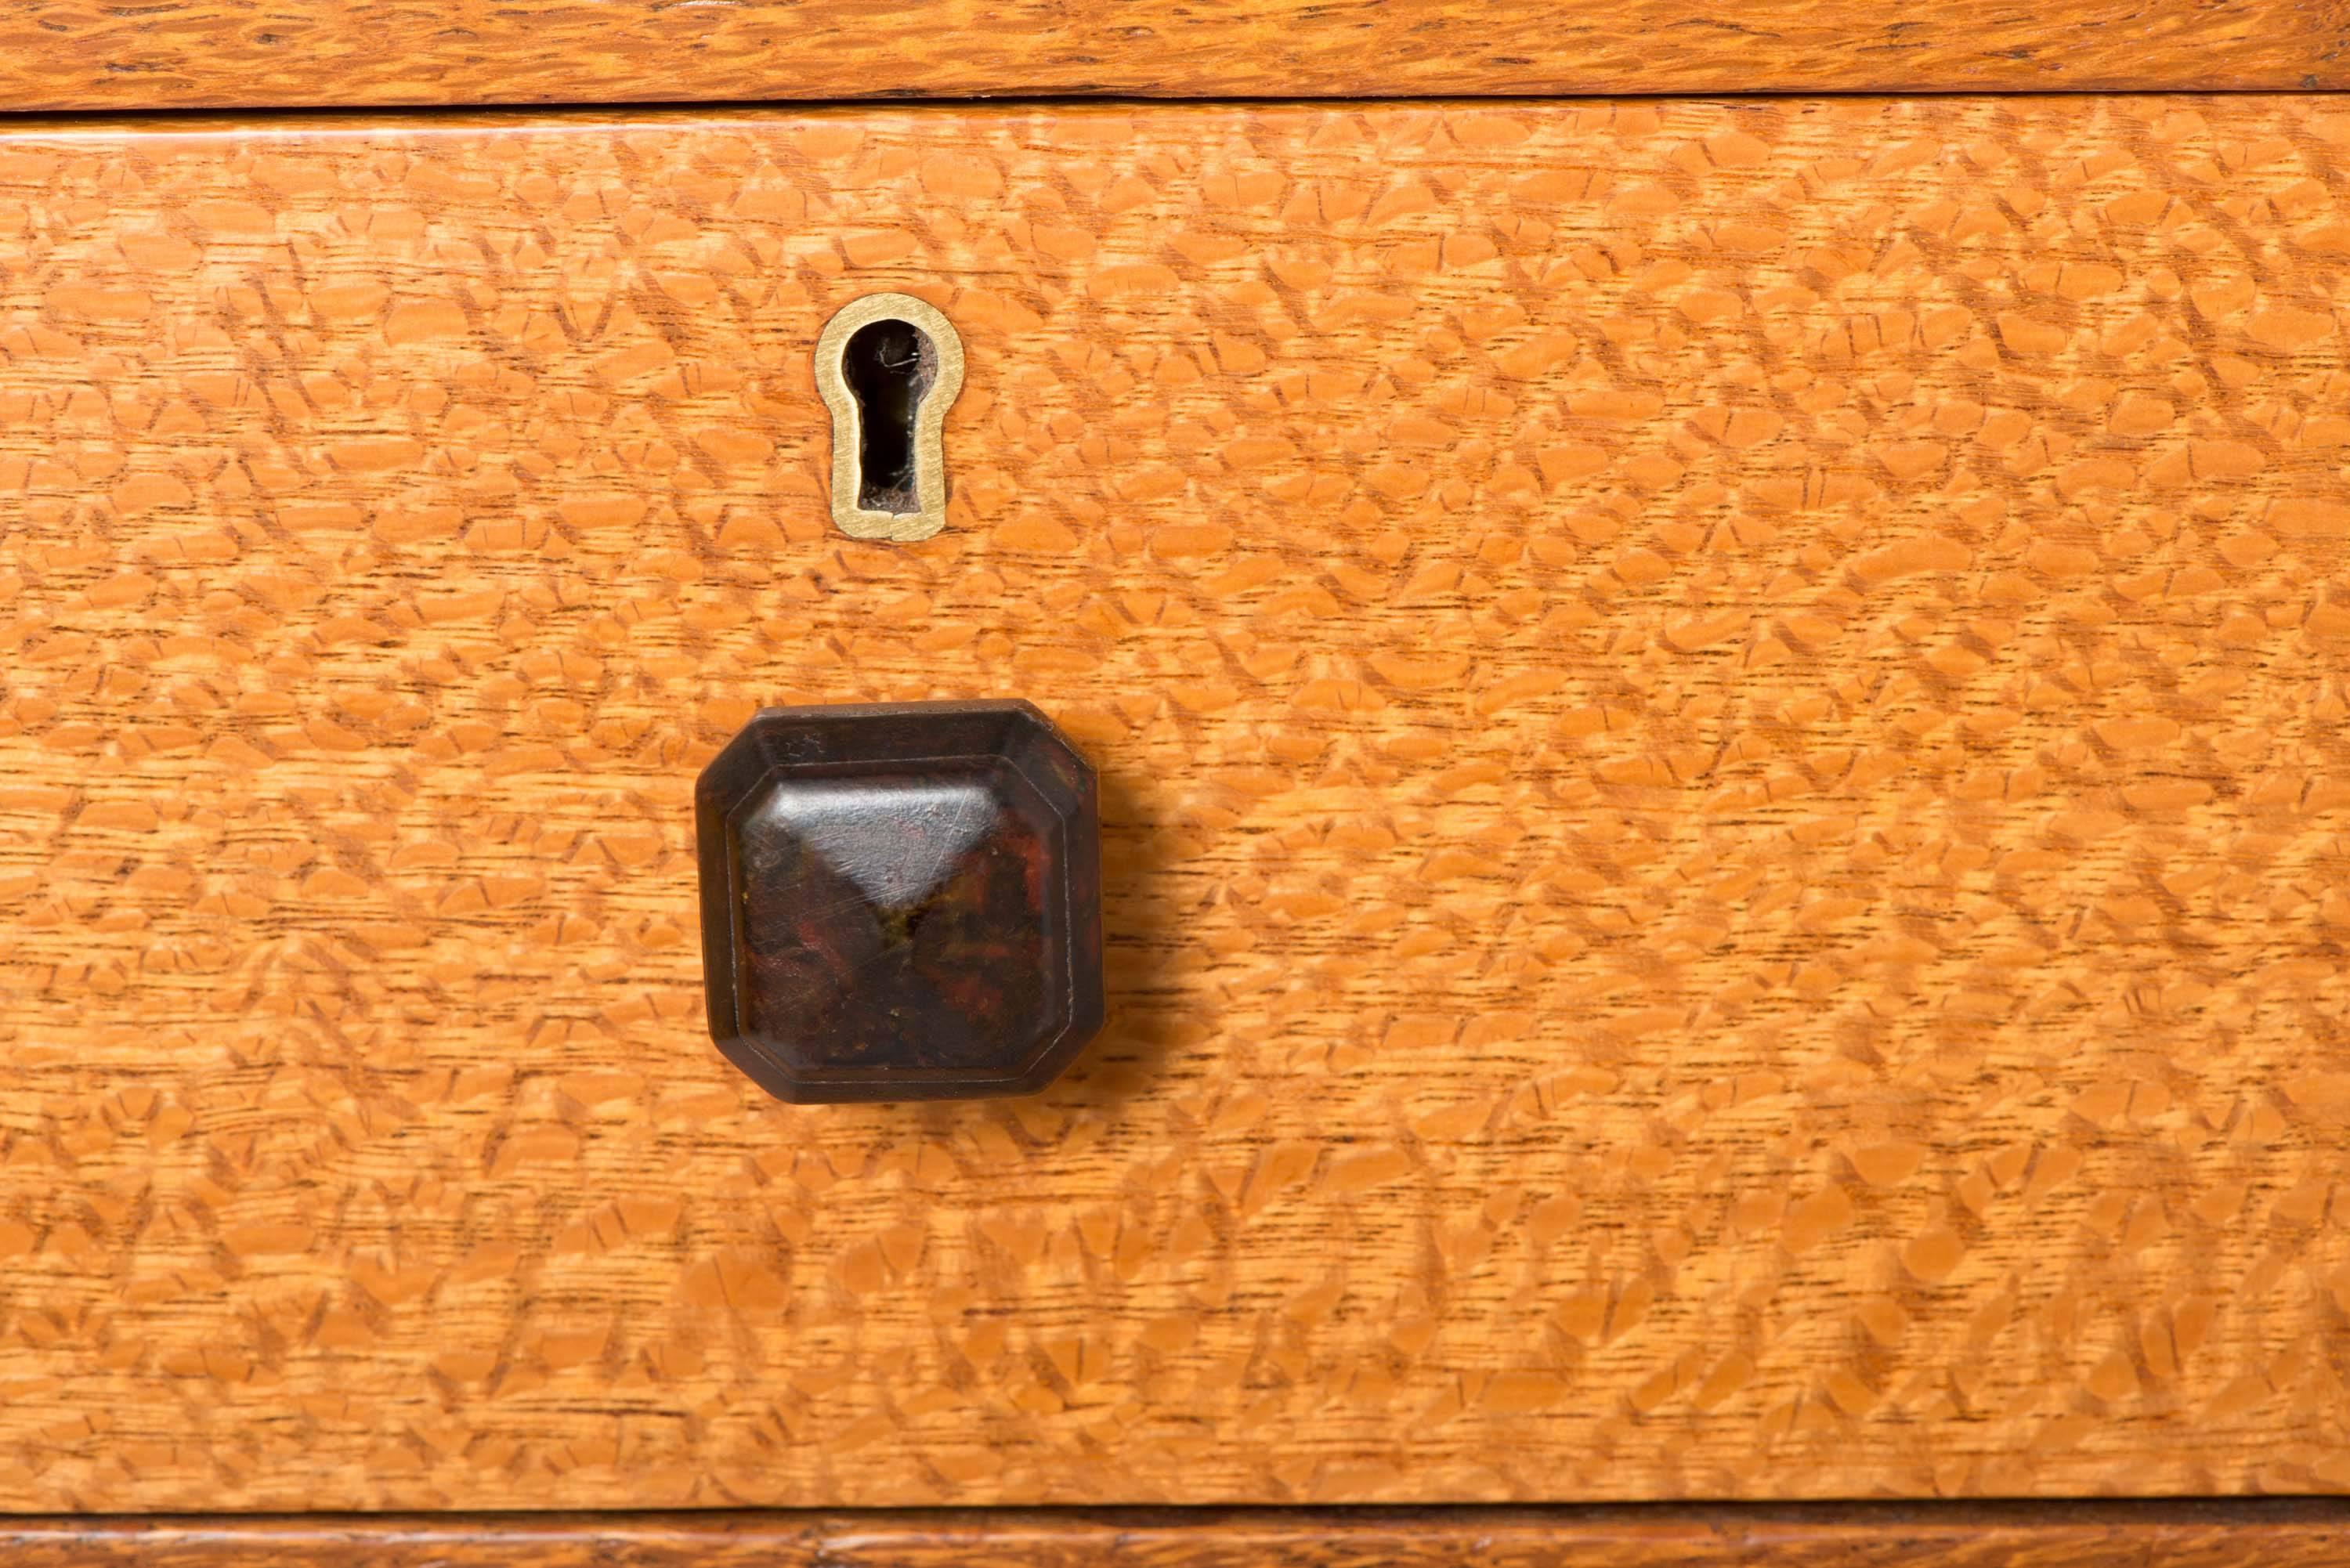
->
0;0;2345;109
2;99;2350;1511
5;1505;2350;1566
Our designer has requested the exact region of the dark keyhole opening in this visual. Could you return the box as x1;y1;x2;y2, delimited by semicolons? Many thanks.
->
843;317;938;515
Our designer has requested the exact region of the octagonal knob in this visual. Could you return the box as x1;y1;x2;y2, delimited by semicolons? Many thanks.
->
695;699;1104;1103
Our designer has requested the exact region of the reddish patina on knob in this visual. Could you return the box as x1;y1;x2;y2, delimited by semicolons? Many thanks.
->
696;699;1104;1103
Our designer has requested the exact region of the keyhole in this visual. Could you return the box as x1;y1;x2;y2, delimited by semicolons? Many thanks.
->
816;293;964;542
842;318;937;515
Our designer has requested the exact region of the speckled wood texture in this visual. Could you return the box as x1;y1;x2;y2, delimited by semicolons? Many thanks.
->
1;99;2348;1509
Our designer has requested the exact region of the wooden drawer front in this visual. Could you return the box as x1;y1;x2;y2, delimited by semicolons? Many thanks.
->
2;100;2348;1512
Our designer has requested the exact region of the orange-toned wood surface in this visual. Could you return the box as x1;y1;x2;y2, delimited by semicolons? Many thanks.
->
3;99;2350;1512
9;1504;2350;1566
0;0;2343;108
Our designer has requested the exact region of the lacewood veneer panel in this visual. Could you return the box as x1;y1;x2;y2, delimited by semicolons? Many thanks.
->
3;100;2350;1511
8;1505;2350;1566
0;0;2341;108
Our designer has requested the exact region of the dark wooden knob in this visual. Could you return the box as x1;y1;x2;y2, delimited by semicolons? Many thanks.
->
695;699;1104;1103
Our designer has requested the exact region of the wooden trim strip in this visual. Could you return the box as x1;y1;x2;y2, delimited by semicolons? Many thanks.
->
2;1506;2348;1565
0;0;2341;110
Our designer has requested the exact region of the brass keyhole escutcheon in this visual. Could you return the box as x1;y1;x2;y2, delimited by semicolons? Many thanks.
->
815;293;966;542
